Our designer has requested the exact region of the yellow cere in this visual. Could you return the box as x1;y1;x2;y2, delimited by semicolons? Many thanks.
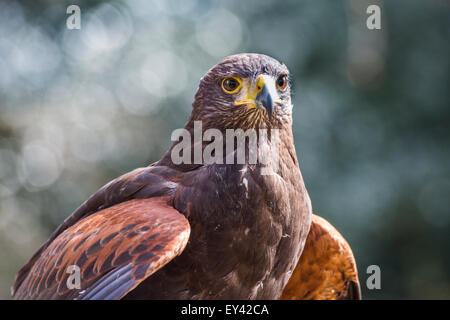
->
234;75;281;109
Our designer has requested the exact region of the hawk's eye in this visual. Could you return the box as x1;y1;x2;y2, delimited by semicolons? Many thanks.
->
276;75;288;91
221;77;242;94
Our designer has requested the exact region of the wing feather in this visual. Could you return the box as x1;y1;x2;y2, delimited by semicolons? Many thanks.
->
12;197;190;300
11;165;182;296
281;214;361;300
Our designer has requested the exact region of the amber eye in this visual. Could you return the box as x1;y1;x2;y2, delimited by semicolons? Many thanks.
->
221;77;242;94
276;75;288;91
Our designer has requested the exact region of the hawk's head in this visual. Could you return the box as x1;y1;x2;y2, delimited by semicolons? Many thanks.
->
192;53;292;130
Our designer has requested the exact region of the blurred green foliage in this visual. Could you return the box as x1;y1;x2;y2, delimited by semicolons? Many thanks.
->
0;0;449;299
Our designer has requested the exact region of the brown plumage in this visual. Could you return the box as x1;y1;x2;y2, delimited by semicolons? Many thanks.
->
281;215;361;300
12;197;190;299
11;53;359;300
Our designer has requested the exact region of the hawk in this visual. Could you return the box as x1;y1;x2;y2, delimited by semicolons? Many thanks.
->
12;53;360;300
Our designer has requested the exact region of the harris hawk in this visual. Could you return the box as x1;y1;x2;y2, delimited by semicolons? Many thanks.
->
11;53;360;300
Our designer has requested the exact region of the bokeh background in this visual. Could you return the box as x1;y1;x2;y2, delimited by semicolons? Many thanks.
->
0;0;449;299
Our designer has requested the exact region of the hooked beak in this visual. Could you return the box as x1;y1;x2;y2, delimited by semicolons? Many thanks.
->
234;75;278;119
255;82;273;119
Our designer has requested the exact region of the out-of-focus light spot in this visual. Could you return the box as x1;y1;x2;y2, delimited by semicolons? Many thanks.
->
11;28;62;78
22;121;66;161
63;84;119;127
196;9;243;58
117;74;157;115
83;4;133;54
127;0;159;18
69;125;105;163
140;50;187;98
18;142;62;189
128;0;198;17
160;0;198;16
62;3;132;72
